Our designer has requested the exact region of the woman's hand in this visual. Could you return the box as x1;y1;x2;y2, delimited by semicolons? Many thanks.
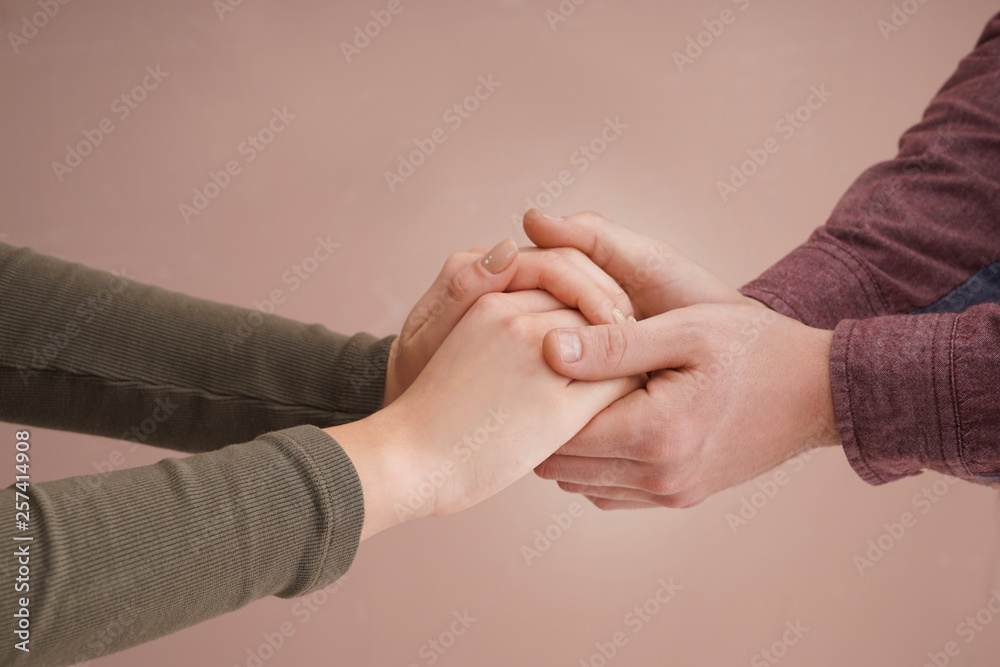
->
331;290;639;540
382;238;636;406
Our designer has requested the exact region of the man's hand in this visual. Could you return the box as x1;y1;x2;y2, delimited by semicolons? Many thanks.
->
522;209;749;317
534;302;842;509
383;237;635;406
522;209;841;508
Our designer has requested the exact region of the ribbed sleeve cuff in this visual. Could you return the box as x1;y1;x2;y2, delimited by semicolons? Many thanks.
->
324;333;395;420
829;313;970;485
740;241;889;329
269;424;365;597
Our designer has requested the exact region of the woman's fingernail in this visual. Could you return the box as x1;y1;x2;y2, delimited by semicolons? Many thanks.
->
542;212;563;221
627;315;637;323
481;238;518;274
558;330;582;363
611;307;626;324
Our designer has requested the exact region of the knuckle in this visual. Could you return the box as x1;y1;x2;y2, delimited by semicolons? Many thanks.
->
467;292;507;321
541;252;572;277
552;246;585;262
644;473;676;496
474;291;506;310
444;268;472;304
578;210;607;224
441;254;466;277
598;325;632;373
503;312;539;340
632;437;666;464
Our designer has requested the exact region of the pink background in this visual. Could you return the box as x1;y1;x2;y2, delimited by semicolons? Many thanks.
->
3;1;1000;665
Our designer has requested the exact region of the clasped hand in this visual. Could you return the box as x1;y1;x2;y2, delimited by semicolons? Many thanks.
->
331;210;841;541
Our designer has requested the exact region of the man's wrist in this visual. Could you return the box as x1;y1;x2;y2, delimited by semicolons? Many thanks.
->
804;325;842;449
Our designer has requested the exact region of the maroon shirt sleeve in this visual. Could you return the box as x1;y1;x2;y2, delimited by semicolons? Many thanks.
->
740;12;1000;485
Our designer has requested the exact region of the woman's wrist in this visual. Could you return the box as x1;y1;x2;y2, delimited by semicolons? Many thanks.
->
324;408;417;541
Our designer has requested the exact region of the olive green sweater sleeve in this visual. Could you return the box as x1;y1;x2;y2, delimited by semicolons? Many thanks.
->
0;243;389;665
0;242;394;452
2;425;364;666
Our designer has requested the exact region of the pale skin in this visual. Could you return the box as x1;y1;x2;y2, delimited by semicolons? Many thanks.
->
326;239;638;540
521;209;843;510
329;208;842;541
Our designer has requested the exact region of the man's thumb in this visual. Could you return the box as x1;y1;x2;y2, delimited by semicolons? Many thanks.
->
542;313;692;380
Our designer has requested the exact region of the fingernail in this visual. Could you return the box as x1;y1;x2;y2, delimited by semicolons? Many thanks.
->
527;208;562;222
481;238;518;274
558;330;582;363
611;307;626;324
627;315;637;323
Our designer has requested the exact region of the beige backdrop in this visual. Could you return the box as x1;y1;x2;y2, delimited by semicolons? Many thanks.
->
3;1;1000;665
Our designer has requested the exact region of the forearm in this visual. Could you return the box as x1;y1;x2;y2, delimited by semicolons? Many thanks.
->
741;11;1000;327
0;243;392;453
830;303;1000;486
0;425;363;666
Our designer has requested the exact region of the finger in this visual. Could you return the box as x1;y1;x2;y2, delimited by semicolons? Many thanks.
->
541;310;700;380
523;209;664;286
550;388;653;459
522;209;737;309
571;484;693;509
534;455;652;491
584;497;659;511
400;239;518;347
495;288;574;315
508;248;635;325
558;481;663;503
